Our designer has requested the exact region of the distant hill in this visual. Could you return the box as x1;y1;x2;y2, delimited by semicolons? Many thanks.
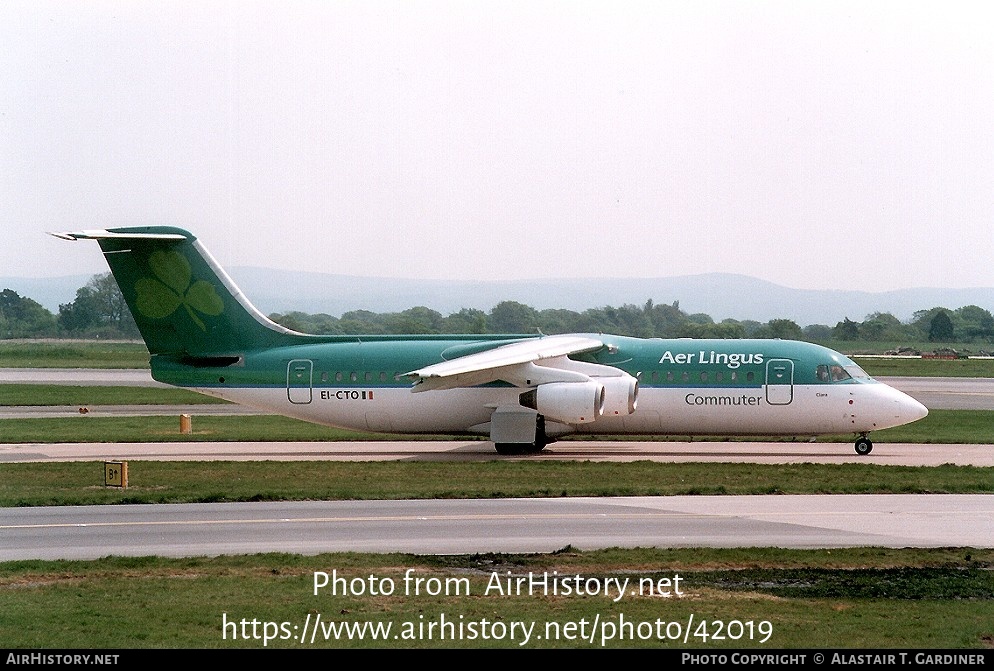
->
6;268;994;328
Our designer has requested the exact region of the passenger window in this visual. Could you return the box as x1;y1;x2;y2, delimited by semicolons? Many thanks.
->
746;371;754;382
335;372;343;382
700;371;708;382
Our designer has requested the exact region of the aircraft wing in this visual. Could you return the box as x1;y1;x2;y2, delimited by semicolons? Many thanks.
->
405;334;607;392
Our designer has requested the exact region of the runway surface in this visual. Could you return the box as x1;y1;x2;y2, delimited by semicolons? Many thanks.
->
3;495;992;561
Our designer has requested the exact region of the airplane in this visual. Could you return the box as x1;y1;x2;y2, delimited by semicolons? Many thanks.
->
52;227;929;455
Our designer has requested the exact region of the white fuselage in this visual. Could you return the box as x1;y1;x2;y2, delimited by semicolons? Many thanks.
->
194;377;926;439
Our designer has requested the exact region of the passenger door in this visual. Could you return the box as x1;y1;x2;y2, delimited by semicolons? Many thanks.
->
765;359;794;405
287;359;313;404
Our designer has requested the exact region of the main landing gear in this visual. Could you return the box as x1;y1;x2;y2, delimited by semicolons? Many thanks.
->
491;409;550;455
854;434;873;455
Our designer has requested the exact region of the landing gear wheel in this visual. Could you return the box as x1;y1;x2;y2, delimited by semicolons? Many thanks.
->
854;437;873;455
493;440;547;456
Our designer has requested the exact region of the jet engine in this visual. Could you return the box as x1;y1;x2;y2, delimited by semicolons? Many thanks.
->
599;375;638;416
519;381;605;424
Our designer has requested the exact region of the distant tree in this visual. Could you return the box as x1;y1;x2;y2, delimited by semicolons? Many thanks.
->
230;298;994;345
752;319;803;340
0;289;57;338
571;309;610;334
928;310;955;342
715;319;747;339
680;320;745;339
738;320;763;337
911;307;950;340
802;324;834;342
832;318;861;341
489;301;538;333
338;310;387;334
572;304;652;337
535;308;580;335
956;305;994;342
644;301;686;337
57;273;137;337
385;307;444;334
89;273;132;327
441;308;488;334
305;313;344;334
270;311;326;333
858;312;905;341
58;290;101;333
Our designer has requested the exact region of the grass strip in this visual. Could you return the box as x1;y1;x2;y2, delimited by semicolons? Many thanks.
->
2;461;992;507
0;384;227;406
0;341;149;368
1;548;991;648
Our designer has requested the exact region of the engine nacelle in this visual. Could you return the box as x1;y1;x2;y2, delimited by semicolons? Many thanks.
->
599;375;638;416
519;381;604;424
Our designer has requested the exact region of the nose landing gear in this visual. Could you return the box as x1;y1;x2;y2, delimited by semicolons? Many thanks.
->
854;434;873;455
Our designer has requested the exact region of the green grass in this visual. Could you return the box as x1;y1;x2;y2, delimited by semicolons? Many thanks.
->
855;356;994;378
0;340;149;368
0;384;227;406
1;548;992;648
0;414;458;443
2;461;992;507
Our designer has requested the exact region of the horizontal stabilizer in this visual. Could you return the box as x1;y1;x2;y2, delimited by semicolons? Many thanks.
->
49;230;189;242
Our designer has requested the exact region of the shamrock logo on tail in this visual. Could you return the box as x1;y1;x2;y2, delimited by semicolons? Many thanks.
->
135;250;224;330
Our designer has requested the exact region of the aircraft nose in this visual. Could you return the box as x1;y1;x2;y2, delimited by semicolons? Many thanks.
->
901;393;929;422
862;383;928;430
885;384;928;424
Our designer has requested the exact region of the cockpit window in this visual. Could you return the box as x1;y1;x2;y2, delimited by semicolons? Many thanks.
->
817;362;869;382
844;364;869;379
829;365;851;382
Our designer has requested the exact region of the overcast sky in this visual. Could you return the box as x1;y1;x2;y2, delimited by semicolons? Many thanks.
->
3;1;993;292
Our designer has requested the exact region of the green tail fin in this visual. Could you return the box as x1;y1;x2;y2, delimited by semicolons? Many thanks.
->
53;227;304;356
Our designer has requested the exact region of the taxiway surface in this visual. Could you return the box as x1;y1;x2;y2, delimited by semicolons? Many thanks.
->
3;495;992;561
